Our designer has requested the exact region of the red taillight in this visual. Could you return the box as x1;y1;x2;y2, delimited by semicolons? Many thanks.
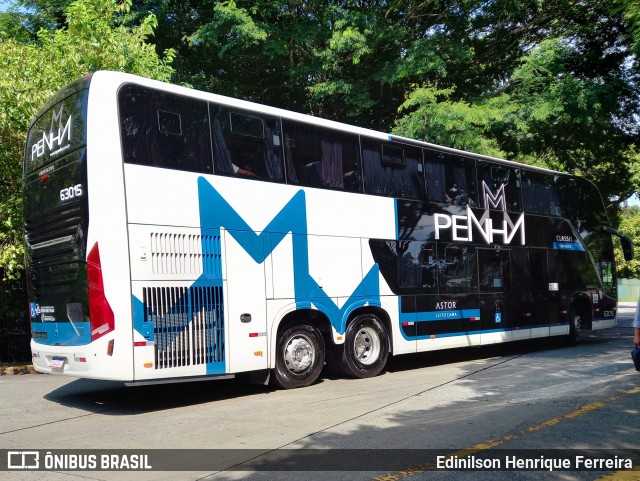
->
87;243;115;341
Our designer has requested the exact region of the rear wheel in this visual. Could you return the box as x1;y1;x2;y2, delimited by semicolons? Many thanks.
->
273;324;325;389
340;314;389;378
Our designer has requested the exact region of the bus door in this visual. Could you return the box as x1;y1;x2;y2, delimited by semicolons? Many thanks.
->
529;248;552;337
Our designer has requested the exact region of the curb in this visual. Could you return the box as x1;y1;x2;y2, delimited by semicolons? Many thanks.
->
0;363;35;375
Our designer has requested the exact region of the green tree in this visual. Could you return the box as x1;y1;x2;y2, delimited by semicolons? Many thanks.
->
0;0;174;278
4;0;640;268
616;206;640;278
409;1;638;206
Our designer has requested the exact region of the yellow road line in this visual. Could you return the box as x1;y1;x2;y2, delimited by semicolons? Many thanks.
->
372;387;639;481
594;467;640;481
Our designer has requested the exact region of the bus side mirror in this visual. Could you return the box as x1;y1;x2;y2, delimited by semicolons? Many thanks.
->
601;226;634;261
621;236;634;261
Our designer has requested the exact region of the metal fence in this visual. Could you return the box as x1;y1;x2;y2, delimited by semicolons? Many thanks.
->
0;270;30;362
618;278;640;303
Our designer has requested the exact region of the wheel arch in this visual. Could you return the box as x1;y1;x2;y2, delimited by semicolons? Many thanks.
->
268;304;331;368
569;293;593;330
343;306;393;355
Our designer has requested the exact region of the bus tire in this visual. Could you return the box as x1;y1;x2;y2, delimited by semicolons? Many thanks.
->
566;307;582;346
273;324;325;389
340;314;389;379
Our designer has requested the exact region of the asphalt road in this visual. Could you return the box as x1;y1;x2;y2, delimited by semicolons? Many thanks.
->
1;305;638;481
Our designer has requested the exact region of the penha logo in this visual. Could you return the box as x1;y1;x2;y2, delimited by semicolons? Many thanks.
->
482;181;506;211
31;105;72;161
434;182;526;246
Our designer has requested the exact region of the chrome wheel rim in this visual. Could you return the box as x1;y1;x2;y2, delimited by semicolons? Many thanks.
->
283;334;315;374
353;326;381;366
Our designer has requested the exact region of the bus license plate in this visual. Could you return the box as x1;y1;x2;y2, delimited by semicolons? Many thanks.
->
48;357;65;369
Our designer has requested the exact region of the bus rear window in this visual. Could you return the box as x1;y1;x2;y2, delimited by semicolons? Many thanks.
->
25;89;88;174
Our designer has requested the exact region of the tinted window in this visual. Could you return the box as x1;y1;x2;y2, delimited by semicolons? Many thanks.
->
368;240;437;294
477;161;521;212
522;171;561;216
362;139;426;200
424;151;477;206
283;120;361;192
559;176;608;235
26;89;88;173
210;105;284;181
549;250;599;290
439;244;477;294
396;242;438;293
478;249;511;292
119;84;213;173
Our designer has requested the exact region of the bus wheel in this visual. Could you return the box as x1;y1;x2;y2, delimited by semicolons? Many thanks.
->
566;307;582;346
273;324;325;389
341;314;389;379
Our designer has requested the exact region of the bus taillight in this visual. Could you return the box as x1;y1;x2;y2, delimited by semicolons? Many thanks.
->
87;243;115;341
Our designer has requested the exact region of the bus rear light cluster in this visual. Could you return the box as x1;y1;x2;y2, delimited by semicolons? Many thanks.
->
87;243;115;342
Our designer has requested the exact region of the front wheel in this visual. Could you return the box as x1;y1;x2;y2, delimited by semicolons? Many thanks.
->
340;314;390;379
273;324;325;389
566;307;582;346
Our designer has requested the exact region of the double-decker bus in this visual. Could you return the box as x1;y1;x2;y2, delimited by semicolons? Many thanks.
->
24;71;633;389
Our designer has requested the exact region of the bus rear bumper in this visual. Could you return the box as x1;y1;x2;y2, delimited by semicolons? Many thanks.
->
31;342;92;376
30;339;132;381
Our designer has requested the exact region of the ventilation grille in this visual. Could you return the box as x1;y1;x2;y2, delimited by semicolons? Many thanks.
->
150;233;221;277
25;201;83;265
143;286;224;370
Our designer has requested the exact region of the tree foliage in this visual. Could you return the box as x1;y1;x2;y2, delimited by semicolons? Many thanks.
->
616;206;640;278
0;0;174;278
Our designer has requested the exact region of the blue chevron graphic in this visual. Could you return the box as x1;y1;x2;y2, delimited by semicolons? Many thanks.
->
132;178;382;374
197;177;381;334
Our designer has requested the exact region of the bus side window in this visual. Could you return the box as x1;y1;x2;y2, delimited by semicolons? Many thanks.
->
549;250;599;290
478;249;511;292
282;120;361;192
119;84;213;174
529;248;548;291
396;241;438;293
210;105;284;181
424;151;477;206
438;244;477;294
522;171;561;216
559;176;608;236
361;139;426;201
368;240;437;294
477;161;521;212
